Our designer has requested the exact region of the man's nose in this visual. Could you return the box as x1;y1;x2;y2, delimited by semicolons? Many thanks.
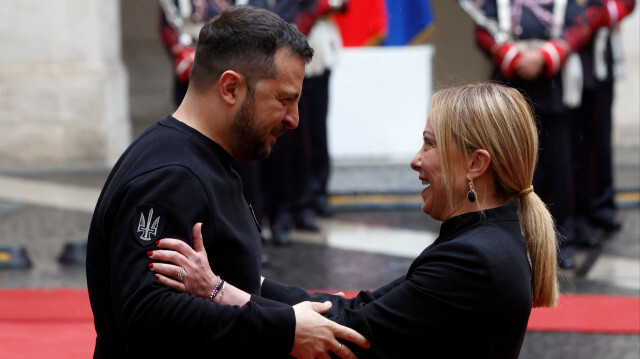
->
284;106;299;130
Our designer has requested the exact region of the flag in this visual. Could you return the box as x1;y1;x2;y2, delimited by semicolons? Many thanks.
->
332;0;388;47
382;0;435;46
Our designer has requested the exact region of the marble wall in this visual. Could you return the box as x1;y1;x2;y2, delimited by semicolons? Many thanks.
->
0;0;131;168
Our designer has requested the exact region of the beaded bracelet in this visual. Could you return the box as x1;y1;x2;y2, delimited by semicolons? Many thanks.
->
215;281;226;303
208;276;222;302
214;280;225;301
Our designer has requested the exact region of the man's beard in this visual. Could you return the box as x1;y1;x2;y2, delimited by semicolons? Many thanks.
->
230;94;273;161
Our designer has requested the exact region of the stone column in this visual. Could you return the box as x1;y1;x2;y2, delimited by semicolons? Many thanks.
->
0;0;131;169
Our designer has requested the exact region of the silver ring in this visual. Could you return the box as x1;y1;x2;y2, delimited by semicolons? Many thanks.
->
338;343;343;352
177;266;184;281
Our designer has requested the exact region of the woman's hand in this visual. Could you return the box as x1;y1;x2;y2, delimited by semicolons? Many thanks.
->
148;222;216;299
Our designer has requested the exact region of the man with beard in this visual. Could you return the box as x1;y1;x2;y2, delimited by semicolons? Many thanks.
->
86;6;368;358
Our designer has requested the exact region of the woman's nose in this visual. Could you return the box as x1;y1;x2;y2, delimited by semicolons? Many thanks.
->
410;152;421;171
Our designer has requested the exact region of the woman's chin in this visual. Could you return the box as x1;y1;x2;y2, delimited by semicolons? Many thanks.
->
420;204;430;216
422;205;445;221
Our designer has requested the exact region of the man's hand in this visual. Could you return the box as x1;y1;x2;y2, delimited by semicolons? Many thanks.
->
290;301;370;359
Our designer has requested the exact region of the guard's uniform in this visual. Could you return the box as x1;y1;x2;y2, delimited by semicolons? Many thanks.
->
570;0;635;231
86;116;294;358
474;0;590;266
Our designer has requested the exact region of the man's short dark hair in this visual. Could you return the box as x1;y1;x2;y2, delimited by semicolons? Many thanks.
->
190;5;314;92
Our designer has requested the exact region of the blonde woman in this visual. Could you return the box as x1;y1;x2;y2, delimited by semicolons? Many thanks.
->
149;82;559;359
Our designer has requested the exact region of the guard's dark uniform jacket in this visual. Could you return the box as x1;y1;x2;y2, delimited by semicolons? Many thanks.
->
475;0;586;115
87;116;294;358
571;0;635;225
474;1;592;259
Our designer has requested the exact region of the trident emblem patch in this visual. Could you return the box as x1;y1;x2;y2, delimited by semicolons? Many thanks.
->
133;205;166;246
138;208;159;240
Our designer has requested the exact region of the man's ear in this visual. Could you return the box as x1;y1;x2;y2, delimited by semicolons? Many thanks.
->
468;149;492;179
218;70;245;106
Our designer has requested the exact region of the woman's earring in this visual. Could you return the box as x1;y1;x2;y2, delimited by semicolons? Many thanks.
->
467;181;477;202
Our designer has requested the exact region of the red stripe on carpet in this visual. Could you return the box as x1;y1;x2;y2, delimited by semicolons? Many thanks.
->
323;291;640;334
0;289;637;358
527;294;640;333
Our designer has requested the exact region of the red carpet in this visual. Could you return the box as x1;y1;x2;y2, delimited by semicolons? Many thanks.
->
0;289;94;359
0;289;638;358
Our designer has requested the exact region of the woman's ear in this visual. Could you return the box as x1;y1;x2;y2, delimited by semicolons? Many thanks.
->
218;70;245;106
468;149;491;179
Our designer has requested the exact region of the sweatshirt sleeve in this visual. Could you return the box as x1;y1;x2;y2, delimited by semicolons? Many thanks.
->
104;166;295;356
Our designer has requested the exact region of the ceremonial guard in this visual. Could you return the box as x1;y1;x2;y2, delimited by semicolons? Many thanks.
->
262;3;347;245
466;0;595;268
570;0;635;238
